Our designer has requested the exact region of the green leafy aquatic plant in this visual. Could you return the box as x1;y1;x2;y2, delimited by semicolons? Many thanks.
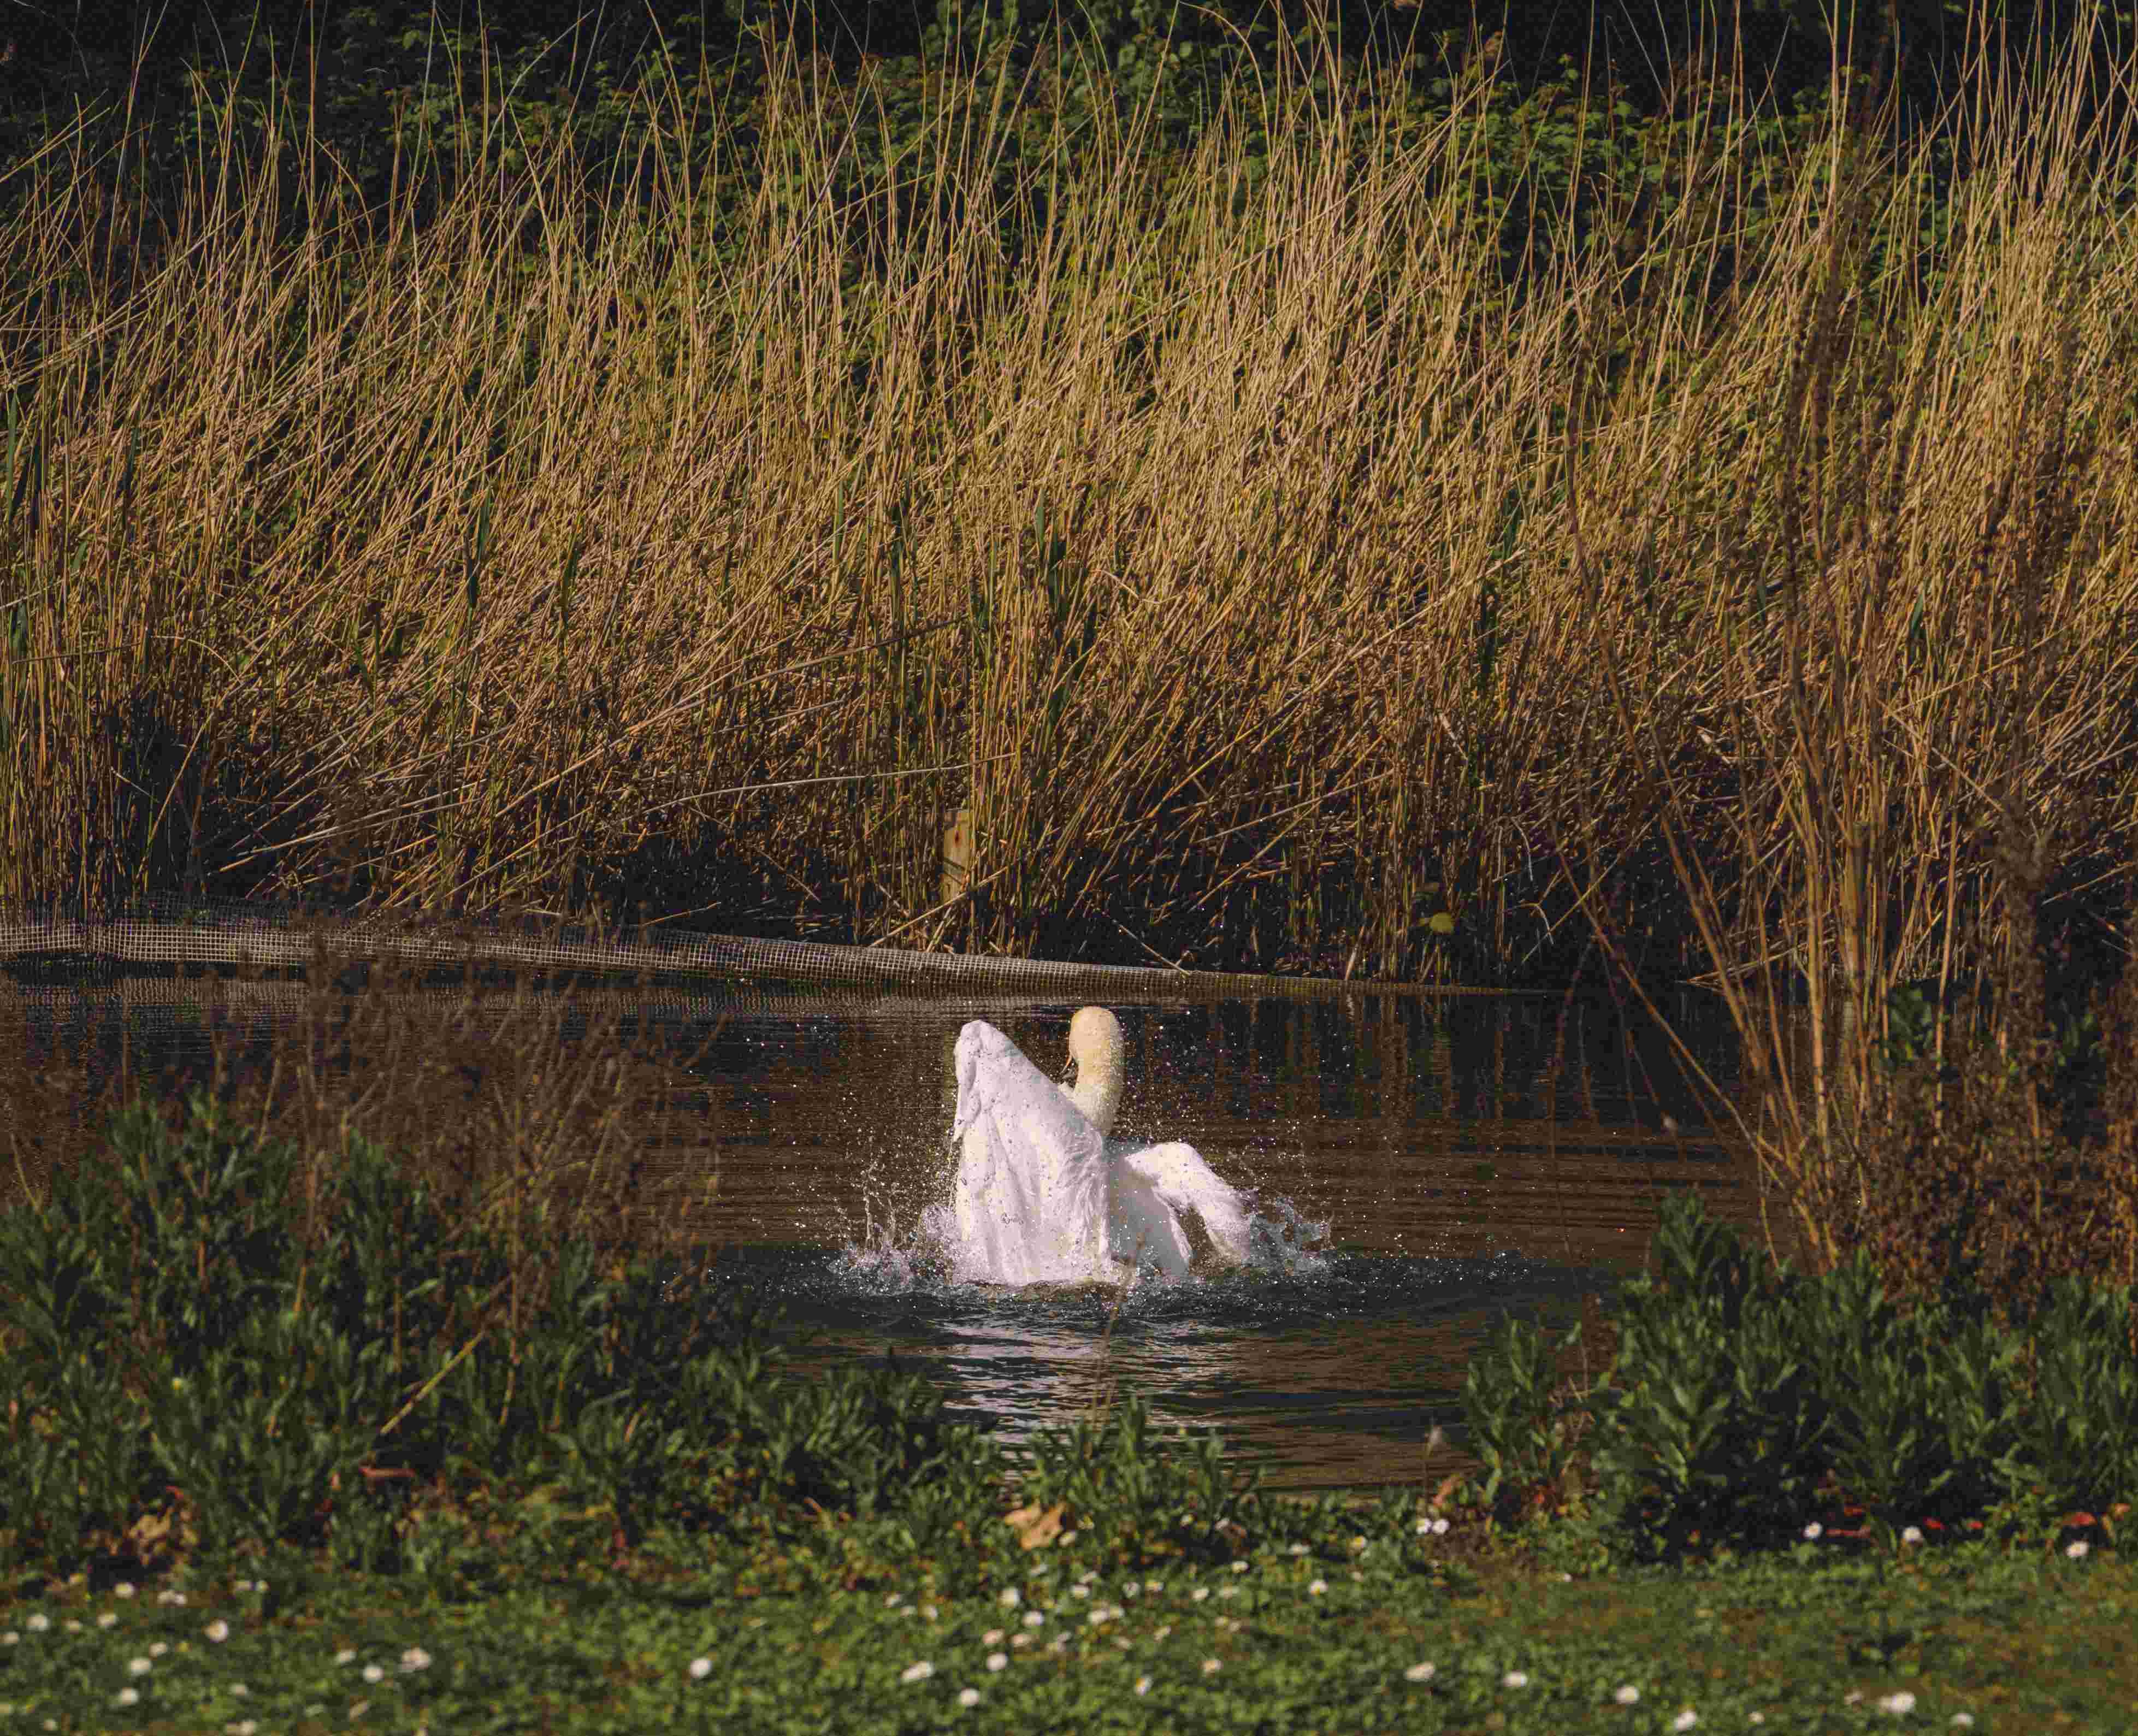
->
1013;1393;1262;1567
0;1092;1002;1585
1461;1189;2137;1566
1576;1195;1832;1555
1458;1308;1592;1513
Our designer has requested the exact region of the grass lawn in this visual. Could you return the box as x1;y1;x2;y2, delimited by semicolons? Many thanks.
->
6;1505;2133;1734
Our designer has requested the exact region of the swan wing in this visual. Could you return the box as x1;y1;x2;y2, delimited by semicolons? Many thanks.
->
951;1020;1111;1284
1105;1156;1196;1277
1115;1139;1253;1265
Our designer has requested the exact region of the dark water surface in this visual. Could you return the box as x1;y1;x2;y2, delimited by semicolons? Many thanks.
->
5;977;1760;1490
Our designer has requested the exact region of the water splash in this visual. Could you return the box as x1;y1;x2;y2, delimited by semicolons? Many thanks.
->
825;1170;948;1293
1244;1194;1332;1277
826;1184;1331;1300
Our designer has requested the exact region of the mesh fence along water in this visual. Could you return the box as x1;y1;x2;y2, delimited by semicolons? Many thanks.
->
0;894;1522;1001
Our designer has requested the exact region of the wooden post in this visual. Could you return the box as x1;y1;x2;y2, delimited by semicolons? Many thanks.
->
941;805;973;909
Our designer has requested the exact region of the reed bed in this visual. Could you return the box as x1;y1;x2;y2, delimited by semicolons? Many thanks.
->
4;4;2128;989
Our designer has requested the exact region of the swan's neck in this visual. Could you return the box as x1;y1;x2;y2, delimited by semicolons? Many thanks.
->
1065;1007;1127;1137
1068;1070;1121;1137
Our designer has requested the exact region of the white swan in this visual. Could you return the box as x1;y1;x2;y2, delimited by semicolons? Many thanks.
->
947;1006;1253;1285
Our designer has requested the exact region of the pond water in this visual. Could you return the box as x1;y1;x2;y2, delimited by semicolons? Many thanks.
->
3;977;1760;1491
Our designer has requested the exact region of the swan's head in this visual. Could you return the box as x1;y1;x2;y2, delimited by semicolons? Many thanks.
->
1065;1005;1126;1135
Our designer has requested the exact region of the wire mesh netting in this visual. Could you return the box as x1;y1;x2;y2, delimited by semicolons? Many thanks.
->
1;894;1525;1002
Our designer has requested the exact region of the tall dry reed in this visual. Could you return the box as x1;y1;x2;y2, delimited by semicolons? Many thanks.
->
0;3;2132;1011
1561;7;2138;1296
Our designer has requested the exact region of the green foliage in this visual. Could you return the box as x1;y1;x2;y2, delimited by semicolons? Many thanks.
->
1875;979;1946;1074
1;1090;1466;1595
1457;1309;1589;1508
145;1306;401;1558
1461;1190;2137;1563
2019;1274;2138;1510
1014;1395;1261;1564
0;1093;1005;1583
8;0;1871;320
1875;977;2106;1114
0;1072;2130;1726
1581;1196;1834;1553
